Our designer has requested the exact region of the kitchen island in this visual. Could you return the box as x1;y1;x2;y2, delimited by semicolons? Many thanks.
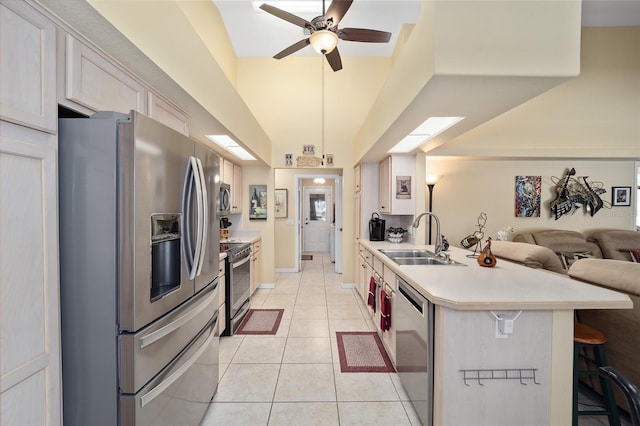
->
357;240;632;426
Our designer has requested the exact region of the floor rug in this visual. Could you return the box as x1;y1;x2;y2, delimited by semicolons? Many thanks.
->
235;309;284;335
301;254;313;260
336;332;395;373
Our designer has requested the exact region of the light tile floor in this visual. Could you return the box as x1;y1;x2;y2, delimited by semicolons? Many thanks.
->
202;252;632;426
201;252;420;426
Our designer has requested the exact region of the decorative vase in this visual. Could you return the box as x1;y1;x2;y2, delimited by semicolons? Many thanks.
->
477;237;497;268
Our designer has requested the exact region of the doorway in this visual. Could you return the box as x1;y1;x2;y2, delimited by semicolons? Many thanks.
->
302;186;332;252
294;174;343;274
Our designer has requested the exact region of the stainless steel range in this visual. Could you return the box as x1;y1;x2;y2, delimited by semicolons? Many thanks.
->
220;242;252;335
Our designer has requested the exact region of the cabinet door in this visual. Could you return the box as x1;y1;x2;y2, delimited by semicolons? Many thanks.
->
354;192;361;240
354;164;361;193
64;34;146;114
250;240;262;295
0;0;56;132
222;158;233;185
148;92;189;135
0;122;61;425
232;164;243;214
378;157;390;213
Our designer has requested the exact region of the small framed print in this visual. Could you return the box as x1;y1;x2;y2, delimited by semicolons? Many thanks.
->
274;189;287;218
612;186;631;206
303;145;315;155
325;154;334;166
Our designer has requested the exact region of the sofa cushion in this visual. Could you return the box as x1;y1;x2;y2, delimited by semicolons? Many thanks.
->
491;241;566;274
513;230;603;267
559;251;595;270
569;258;640;297
587;230;640;261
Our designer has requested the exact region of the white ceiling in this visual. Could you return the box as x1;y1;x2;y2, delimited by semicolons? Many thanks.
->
214;0;640;58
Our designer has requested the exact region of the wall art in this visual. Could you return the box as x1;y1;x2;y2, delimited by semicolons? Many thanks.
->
396;176;411;199
515;176;541;217
274;188;288;218
285;153;293;166
249;184;267;220
550;167;607;220
612;186;631;206
303;144;315;155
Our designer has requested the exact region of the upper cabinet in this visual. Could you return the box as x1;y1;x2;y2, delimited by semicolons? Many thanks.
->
62;34;146;115
231;163;242;214
354;164;361;193
148;92;189;136
378;156;415;215
222;158;234;185
0;0;56;133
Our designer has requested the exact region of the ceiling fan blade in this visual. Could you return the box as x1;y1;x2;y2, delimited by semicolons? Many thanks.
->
259;3;313;29
273;38;310;59
324;0;353;28
338;28;392;43
325;47;343;72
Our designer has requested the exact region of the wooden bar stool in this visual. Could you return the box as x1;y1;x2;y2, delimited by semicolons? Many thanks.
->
573;322;620;426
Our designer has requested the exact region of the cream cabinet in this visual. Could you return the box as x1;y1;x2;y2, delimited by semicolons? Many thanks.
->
0;121;62;425
148;92;189;136
378;156;415;215
218;257;226;335
231;163;243;214
0;0;56;133
63;34;146;114
250;239;262;295
222;158;234;184
354;164;361;193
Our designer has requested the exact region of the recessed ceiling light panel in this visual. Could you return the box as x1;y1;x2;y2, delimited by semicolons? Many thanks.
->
388;117;464;153
206;135;256;161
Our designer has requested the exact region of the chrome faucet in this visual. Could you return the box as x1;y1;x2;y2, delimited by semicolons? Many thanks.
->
412;212;446;258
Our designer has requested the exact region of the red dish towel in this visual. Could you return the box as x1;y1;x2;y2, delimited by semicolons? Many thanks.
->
380;289;391;332
367;276;376;313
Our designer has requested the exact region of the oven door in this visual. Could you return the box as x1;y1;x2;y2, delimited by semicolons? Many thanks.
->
229;256;251;333
219;183;231;216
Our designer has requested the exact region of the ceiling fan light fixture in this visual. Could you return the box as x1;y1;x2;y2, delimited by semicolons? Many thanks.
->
309;30;338;55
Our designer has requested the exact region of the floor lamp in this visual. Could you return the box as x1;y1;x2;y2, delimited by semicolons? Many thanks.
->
426;176;438;245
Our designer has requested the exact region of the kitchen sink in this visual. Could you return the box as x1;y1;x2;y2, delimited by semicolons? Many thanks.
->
378;249;430;258
378;249;465;266
393;257;464;266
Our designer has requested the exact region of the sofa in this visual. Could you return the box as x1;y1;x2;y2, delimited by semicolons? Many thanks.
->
492;230;640;413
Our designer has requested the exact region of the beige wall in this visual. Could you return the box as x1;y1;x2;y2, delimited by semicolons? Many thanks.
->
434;27;640;158
423;158;636;247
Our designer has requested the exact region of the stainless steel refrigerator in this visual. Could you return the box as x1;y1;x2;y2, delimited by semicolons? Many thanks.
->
58;111;220;426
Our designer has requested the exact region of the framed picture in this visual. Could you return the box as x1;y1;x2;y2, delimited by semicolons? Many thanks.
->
515;176;541;217
249;184;267;220
274;189;287;218
612;186;631;206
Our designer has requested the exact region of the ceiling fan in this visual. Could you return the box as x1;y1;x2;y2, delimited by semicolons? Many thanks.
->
259;0;392;71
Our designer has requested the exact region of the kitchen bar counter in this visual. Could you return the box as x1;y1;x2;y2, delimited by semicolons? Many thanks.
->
357;239;631;426
358;240;631;311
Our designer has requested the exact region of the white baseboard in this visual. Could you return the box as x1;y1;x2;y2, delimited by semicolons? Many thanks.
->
341;282;356;289
257;283;275;289
275;268;299;273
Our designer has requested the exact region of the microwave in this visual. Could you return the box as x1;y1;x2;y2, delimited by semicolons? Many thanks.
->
219;182;231;215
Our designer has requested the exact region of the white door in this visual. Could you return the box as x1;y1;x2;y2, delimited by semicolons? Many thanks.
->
303;186;332;252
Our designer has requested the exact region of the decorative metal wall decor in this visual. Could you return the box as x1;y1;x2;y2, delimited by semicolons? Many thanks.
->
515;176;542;217
550;168;608;220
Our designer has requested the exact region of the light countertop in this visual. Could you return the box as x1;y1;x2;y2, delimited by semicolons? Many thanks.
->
223;231;261;245
358;239;632;311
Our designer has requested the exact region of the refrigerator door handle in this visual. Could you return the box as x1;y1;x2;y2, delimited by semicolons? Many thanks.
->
194;157;207;277
183;156;204;280
139;313;218;408
138;284;218;349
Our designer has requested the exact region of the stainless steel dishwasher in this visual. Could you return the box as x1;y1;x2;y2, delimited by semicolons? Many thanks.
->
396;277;434;426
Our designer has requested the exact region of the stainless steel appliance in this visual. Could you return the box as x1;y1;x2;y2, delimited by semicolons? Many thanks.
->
396;277;434;426
219;182;231;216
220;242;252;335
58;110;220;426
